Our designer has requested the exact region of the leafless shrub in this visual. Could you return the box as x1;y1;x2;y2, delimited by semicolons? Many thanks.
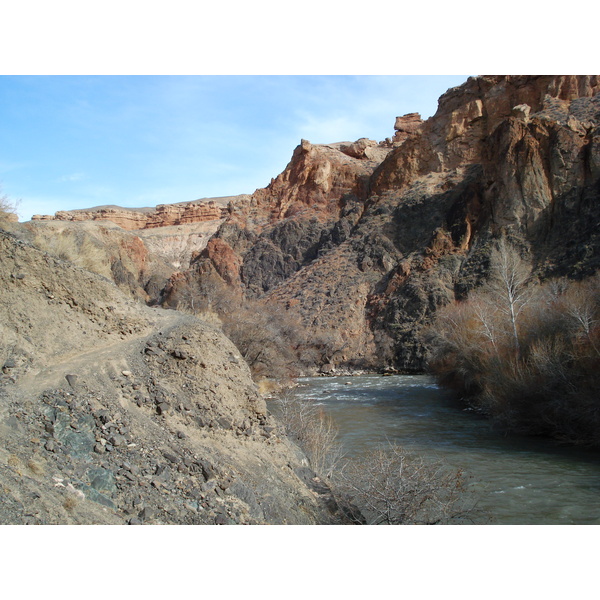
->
272;390;476;524
0;191;19;224
173;276;305;382
273;389;345;480
426;238;600;445
334;442;473;525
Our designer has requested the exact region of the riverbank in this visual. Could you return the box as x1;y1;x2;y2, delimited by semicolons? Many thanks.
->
288;375;600;524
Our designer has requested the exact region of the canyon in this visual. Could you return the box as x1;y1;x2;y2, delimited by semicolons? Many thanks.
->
32;75;600;373
2;74;599;524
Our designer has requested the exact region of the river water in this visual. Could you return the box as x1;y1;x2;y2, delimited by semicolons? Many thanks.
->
290;375;600;524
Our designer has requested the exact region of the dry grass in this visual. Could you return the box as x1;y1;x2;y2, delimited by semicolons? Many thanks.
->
33;231;112;279
62;494;80;512
27;458;45;476
63;484;85;512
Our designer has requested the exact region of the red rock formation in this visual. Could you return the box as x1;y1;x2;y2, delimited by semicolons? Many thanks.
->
199;238;242;286
249;138;391;223
393;113;424;144
31;197;239;231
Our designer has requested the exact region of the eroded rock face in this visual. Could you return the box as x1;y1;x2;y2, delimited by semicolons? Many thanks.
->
23;75;600;373
191;75;600;371
31;197;243;231
393;113;424;145
249;138;392;223
371;75;600;195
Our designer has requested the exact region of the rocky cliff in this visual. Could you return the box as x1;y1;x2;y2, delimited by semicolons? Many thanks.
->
22;75;600;375
172;75;600;372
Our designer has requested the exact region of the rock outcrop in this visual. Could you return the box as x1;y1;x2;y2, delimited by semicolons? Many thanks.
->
21;75;600;374
185;75;600;372
32;196;242;231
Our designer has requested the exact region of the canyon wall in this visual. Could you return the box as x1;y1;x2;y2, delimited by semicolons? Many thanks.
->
31;196;243;230
175;75;600;372
25;75;600;373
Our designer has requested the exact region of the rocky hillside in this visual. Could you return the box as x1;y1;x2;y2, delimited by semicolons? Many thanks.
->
0;229;350;524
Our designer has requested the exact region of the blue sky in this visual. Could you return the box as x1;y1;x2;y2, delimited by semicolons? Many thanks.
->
1;75;471;221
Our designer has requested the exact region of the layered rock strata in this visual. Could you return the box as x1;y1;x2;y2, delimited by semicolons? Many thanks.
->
24;75;600;374
32;196;244;231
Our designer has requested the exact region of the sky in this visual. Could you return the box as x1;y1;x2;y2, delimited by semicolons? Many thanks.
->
0;75;470;221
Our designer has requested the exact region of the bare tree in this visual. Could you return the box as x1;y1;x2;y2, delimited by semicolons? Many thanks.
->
562;275;600;357
487;237;534;353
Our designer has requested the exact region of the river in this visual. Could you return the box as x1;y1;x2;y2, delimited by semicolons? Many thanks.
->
289;374;600;524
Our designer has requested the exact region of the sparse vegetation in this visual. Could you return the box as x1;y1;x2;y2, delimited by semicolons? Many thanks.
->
27;458;45;476
426;237;600;445
272;389;345;479
335;442;473;524
62;493;80;512
0;191;19;224
271;387;475;524
172;275;309;383
32;230;112;279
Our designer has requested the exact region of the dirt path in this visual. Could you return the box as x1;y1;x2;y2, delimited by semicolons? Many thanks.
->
15;309;191;397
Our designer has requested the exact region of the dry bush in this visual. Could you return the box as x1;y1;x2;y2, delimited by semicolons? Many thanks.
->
62;494;79;512
334;442;473;525
27;458;45;476
0;192;19;224
272;389;345;480
426;239;600;445
173;275;305;382
272;390;475;524
62;484;85;512
424;297;496;397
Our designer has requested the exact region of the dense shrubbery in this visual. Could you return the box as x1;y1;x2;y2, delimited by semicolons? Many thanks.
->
426;238;600;445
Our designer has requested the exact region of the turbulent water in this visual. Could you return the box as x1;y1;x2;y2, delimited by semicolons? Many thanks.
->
291;375;600;525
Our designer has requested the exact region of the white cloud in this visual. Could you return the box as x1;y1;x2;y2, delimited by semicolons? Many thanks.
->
57;172;85;183
0;159;30;174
